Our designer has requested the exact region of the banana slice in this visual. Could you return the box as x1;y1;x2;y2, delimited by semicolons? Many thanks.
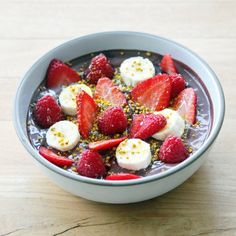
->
116;138;151;171
120;56;155;86
46;120;80;151
152;108;185;141
59;83;92;116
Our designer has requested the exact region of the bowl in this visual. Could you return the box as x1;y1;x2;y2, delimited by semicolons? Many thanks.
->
13;31;225;204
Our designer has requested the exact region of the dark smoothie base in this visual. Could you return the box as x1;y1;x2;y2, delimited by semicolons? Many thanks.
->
27;49;212;178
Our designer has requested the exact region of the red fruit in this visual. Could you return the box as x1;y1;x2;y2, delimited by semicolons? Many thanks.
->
169;73;186;98
77;150;106;178
129;113;167;140
159;136;189;163
46;59;81;88
39;146;73;167
173;88;197;124
131;74;172;111
98;107;127;135
76;90;98;138
34;95;63;128
106;173;141;181
89;136;127;151
94;77;127;107
86;53;114;84
160;54;178;74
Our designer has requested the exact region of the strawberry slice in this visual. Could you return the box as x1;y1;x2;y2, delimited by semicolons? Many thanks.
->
169;73;186;98
173;88;197;124
160;54;178;74
131;74;171;111
46;59;81;88
39;146;73;167
105;173;141;181
76;90;98;138
129;113;167;140
94;77;127;107
89;136;127;151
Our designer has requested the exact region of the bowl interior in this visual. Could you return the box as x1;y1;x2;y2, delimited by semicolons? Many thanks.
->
14;31;225;186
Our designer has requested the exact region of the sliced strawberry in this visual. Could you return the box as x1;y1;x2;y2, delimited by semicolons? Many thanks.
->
105;173;141;181
46;59;81;88
131;74;172;111
129;113;167;140
89;136;127;151
160;54;178;74
173;88;197;124
76;90;98;138
94;77;127;107
39;146;73;167
169;73;186;98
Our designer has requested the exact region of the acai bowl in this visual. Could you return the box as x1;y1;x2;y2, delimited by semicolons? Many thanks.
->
14;32;225;203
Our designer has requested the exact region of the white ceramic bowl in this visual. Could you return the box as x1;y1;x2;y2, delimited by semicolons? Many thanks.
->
14;32;225;204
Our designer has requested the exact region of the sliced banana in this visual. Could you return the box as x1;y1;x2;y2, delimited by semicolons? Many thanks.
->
152;108;185;141
46;120;80;151
120;56;155;86
116;138;151;171
59;83;92;116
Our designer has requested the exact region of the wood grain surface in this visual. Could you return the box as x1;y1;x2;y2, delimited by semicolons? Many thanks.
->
0;0;235;235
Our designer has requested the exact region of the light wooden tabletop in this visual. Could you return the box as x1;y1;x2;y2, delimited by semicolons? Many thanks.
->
1;0;235;235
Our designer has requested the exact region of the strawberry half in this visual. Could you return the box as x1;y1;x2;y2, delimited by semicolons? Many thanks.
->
131;74;172;111
129;113;167;140
105;173;141;181
39;146;73;167
173;88;197;125
76;90;98;138
160;54;178;74
94;77;127;107
46;59;81;88
89;136;127;151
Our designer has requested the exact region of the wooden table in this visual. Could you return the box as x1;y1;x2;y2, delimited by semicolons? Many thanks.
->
1;0;235;235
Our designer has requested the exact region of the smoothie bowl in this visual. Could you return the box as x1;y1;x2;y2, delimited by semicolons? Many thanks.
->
14;32;225;203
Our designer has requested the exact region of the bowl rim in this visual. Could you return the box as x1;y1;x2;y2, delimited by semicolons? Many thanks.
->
13;31;225;186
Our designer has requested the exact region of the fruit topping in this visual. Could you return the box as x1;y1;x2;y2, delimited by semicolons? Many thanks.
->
89;136;127;151
46;59;81;88
120;56;155;86
94;77;127;107
77;150;106;178
39;146;73;167
106;173;141;180
59;83;92;116
130;113;167;140
85;53;114;84
152;109;185;141
131;74;172;111
160;54;177;74
173;87;197;125
46;120;80;152
34;95;63;128
98;107;127;135
76;90;98;138
159;135;189;163
116;138;151;170
169;73;186;98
